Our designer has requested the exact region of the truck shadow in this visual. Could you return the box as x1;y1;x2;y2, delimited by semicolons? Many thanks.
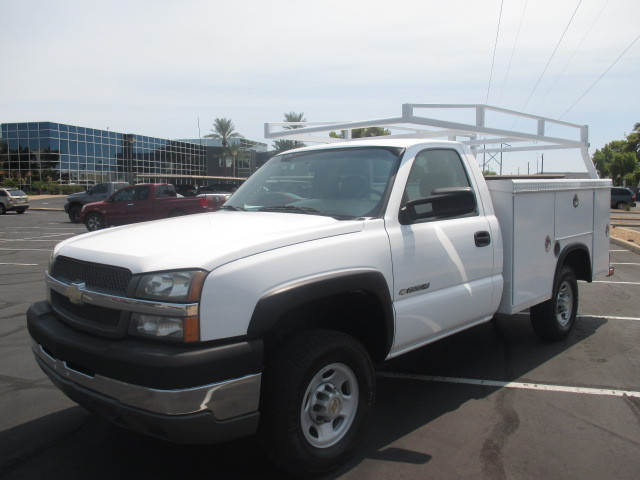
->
0;314;607;480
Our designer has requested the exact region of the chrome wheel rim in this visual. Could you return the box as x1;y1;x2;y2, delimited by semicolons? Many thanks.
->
301;363;359;449
555;279;574;327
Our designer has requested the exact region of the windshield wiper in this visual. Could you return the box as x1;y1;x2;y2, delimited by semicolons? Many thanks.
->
258;205;320;215
220;205;246;211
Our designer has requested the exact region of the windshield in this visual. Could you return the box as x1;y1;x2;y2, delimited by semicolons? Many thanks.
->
224;147;402;219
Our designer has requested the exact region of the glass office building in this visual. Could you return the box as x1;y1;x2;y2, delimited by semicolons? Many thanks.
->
0;122;207;185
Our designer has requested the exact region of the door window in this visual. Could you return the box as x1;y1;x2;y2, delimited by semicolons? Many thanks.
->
402;149;476;220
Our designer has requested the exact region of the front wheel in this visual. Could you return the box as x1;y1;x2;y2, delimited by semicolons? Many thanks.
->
616;201;627;210
16;209;26;214
259;330;375;476
530;265;578;341
68;205;81;223
85;212;105;231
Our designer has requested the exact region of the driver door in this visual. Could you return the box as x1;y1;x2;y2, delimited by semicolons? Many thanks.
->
386;148;496;354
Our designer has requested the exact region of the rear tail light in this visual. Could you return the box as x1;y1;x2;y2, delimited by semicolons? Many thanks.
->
199;197;208;208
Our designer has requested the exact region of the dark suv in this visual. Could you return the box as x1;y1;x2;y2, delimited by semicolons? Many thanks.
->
611;187;636;209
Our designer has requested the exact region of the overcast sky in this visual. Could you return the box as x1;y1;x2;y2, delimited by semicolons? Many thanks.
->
2;0;639;173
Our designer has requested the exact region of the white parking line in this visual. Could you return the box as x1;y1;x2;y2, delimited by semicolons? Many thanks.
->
0;247;52;252
610;263;640;265
0;262;39;266
376;372;640;398
610;249;626;252
589;280;640;285
580;314;640;322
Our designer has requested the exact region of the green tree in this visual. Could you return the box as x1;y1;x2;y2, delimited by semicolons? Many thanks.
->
205;118;242;151
273;111;307;153
329;127;392;138
591;123;640;186
607;151;637;186
624;122;640;157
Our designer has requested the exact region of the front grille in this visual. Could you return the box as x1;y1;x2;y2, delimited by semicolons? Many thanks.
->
52;256;132;295
51;290;124;334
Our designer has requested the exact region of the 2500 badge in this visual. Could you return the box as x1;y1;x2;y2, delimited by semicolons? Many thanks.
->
399;283;430;296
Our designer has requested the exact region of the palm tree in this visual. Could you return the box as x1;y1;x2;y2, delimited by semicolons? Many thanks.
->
205;118;242;150
273;111;307;153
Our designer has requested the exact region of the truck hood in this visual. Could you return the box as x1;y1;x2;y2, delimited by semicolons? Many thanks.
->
54;211;364;273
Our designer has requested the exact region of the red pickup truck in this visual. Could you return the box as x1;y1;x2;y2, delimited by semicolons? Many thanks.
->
79;183;226;231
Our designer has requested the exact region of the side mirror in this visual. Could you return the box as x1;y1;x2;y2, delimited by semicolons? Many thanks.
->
399;187;476;225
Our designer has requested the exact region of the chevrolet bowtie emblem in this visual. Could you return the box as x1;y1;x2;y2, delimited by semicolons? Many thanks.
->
66;282;86;305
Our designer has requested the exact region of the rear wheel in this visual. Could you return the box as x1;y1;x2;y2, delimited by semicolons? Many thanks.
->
68;205;81;223
259;329;375;476
530;265;578;341
85;212;105;231
616;201;627;209
16;209;26;214
0;204;5;215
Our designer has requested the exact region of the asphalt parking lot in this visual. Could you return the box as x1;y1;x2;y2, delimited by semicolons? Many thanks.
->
1;202;639;479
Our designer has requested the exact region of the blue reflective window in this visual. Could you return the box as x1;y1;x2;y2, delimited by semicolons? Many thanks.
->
49;139;60;151
69;126;78;133
69;133;78;141
60;141;69;154
7;130;18;139
60;131;69;140
29;139;39;151
27;122;39;131
38;122;51;130
87;143;95;156
78;127;86;135
78;143;86;155
69;142;78;155
8;139;19;152
60;124;69;132
7;124;18;132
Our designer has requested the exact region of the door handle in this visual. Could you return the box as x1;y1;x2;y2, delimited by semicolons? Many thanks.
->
474;231;491;247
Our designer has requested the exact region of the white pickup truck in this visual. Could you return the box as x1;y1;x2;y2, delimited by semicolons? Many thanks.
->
27;138;611;475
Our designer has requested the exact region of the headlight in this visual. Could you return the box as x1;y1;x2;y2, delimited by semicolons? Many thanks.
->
136;270;206;302
133;270;206;342
130;313;200;342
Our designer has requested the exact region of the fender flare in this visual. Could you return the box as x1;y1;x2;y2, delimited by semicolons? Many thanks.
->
248;269;395;357
555;242;592;282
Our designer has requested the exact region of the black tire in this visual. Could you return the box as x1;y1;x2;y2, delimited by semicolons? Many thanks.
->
615;201;627;210
258;329;375;476
16;209;26;214
0;204;5;215
68;205;81;223
530;265;578;341
85;212;105;232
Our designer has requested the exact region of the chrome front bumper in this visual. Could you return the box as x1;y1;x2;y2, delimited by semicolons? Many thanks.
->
33;342;261;421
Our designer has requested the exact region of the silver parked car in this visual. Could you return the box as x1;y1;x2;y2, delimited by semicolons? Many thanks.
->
0;187;30;214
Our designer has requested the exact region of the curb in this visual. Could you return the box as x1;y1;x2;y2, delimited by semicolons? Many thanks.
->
610;236;640;255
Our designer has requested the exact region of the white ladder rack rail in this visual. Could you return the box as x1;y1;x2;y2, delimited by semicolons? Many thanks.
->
264;104;597;178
